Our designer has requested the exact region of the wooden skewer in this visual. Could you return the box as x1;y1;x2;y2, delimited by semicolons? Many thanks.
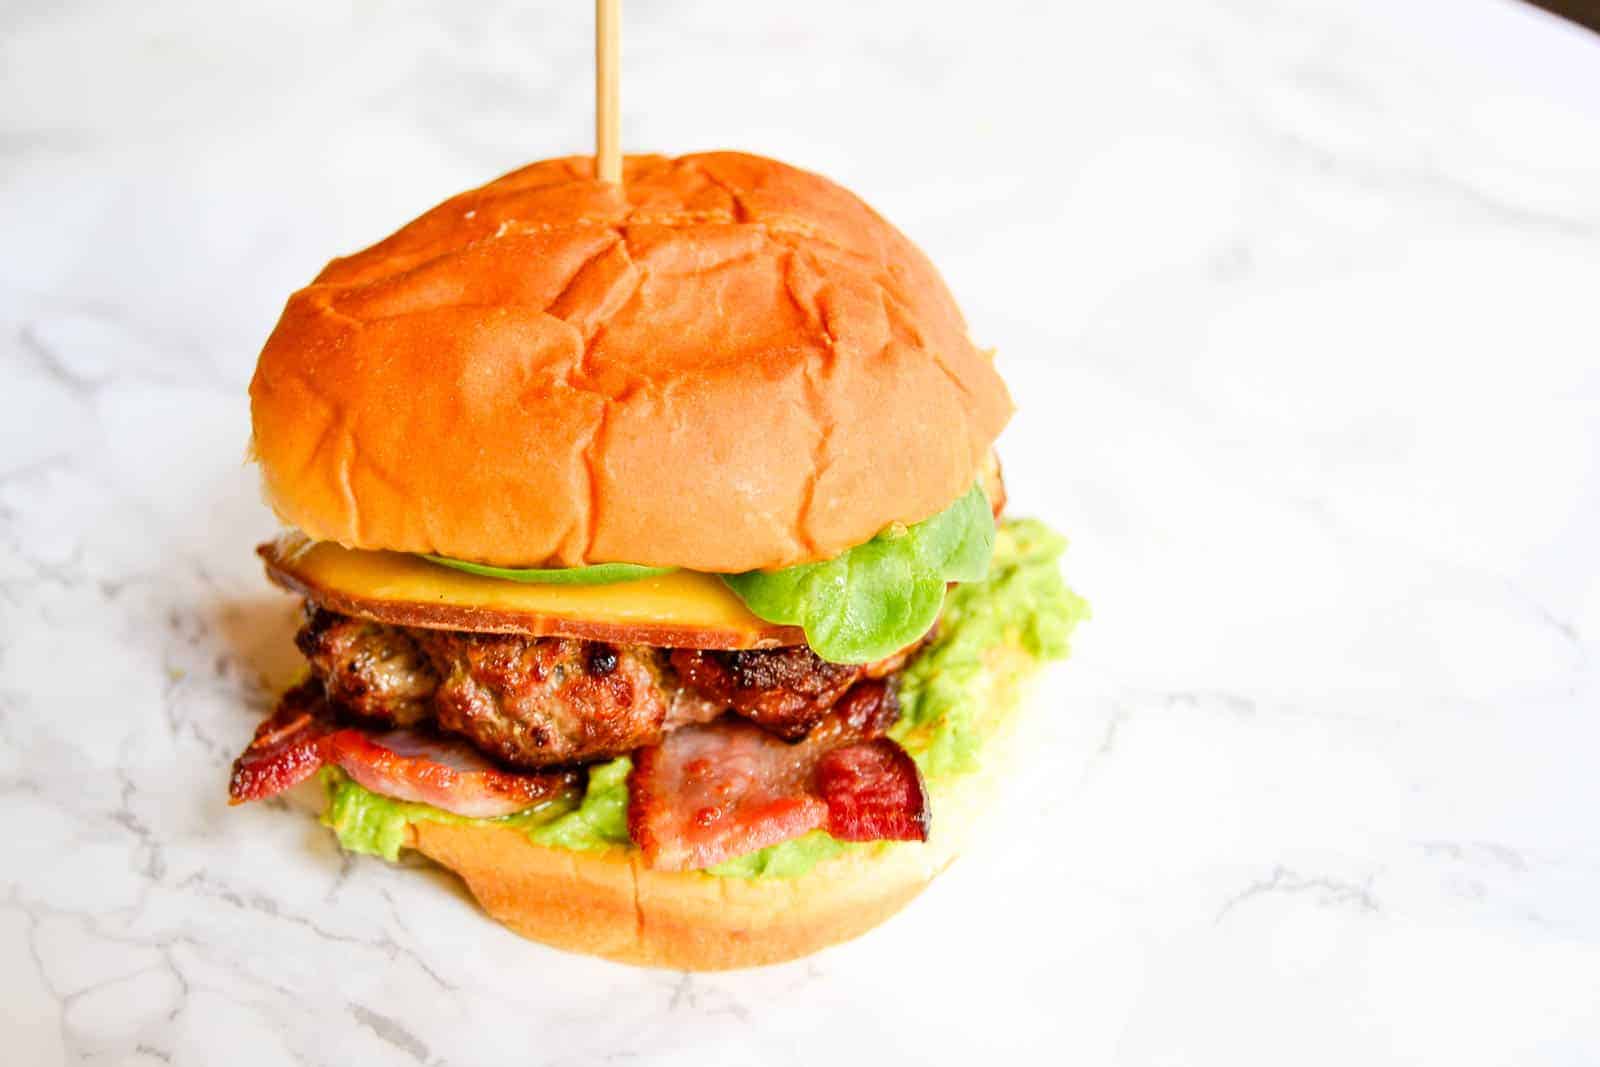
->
595;0;621;184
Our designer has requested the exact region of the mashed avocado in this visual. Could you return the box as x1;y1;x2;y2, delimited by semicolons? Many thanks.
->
321;518;1088;877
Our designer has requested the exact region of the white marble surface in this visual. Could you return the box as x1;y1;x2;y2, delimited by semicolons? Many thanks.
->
4;0;1600;1062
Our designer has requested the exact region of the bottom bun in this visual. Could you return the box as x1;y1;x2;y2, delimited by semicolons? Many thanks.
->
405;643;1036;970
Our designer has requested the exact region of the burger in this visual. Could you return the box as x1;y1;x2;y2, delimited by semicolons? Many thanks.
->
231;151;1087;969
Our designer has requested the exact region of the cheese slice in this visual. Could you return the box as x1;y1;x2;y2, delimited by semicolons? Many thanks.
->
260;534;804;650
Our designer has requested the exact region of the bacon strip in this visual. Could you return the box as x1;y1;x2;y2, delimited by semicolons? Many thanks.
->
228;683;578;818
326;730;578;818
816;739;930;842
228;682;335;803
627;679;930;871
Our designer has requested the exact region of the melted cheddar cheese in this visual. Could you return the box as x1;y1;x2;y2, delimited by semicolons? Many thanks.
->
260;534;802;650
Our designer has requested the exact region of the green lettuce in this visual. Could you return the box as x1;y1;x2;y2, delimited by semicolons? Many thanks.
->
423;558;676;584
721;485;995;664
319;517;1086;879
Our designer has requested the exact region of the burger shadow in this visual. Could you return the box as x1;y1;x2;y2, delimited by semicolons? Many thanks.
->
213;593;306;697
208;592;320;820
210;594;482;909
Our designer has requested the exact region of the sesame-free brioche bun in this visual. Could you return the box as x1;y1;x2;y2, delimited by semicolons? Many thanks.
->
403;641;1034;970
250;152;1013;573
406;817;948;971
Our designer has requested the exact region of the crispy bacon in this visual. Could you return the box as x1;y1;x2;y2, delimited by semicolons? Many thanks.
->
228;685;577;818
627;723;828;871
228;682;333;804
327;730;578;817
816;740;930;842
627;679;930;871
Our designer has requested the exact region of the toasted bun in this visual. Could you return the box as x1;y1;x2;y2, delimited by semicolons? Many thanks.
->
250;152;1013;572
406;821;945;971
404;642;1032;970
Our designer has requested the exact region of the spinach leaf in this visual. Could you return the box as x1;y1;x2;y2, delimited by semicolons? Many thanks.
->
721;485;993;663
423;557;676;585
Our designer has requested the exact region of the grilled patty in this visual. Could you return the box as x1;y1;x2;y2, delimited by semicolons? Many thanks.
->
292;606;902;769
422;631;668;771
295;609;436;726
667;647;861;741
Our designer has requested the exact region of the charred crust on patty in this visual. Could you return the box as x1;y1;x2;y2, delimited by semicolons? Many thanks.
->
290;605;927;768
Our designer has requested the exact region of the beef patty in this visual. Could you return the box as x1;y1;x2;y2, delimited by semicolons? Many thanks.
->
291;606;912;769
421;630;669;772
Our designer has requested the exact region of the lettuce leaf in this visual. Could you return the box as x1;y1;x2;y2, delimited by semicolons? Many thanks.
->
422;558;676;584
721;485;995;663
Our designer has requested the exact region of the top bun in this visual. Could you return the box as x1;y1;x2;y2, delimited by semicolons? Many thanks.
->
250;152;1012;572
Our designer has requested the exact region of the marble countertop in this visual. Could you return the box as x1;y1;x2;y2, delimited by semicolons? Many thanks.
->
4;0;1599;1062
